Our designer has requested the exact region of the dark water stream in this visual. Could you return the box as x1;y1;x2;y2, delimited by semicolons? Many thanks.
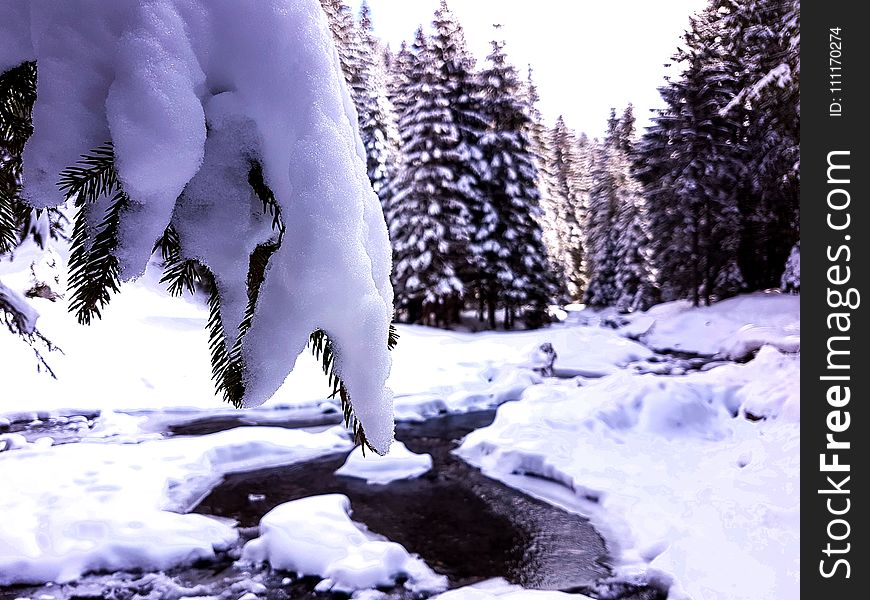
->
1;409;666;600
194;410;610;591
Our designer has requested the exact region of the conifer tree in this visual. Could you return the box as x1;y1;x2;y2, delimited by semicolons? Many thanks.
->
635;6;746;306
548;116;588;299
780;241;799;293
1;61;61;373
583;139;619;308
429;1;489;318
389;28;470;326
477;37;557;328
609;107;657;311
2;13;399;451
721;0;799;289
523;68;566;293
586;107;656;310
354;2;401;207
319;0;360;90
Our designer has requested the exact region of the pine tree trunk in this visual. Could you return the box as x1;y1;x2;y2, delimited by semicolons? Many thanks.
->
487;290;497;330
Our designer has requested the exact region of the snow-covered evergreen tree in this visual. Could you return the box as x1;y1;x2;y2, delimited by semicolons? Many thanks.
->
429;1;489;312
586;107;656;310
523;67;566;295
544;117;587;300
353;2;400;207
721;0;800;289
635;6;746;306
0;60;62;373
609;107;656;312
583;139;619;308
476;37;557;328
389;28;470;326
319;0;360;90
780;241;799;293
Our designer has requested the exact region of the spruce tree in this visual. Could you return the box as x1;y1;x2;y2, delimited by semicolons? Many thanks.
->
2;31;398;451
389;28;470;326
429;1;489;321
0;62;60;374
547;116;587;300
319;0;360;91
583;138;619;308
477;37;557;328
780;241;799;293
523;67;562;285
354;2;401;208
609;107;656;312
635;6;746;306
721;0;799;289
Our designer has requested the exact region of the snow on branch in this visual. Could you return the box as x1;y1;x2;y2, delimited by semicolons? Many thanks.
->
1;279;60;377
720;63;792;116
0;0;396;453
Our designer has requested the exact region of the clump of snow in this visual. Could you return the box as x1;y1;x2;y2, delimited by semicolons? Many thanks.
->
434;578;592;599
0;280;39;334
336;440;432;485
458;348;800;600
242;494;446;594
780;242;800;292
1;0;395;454
621;292;800;359
0;426;351;585
0;432;30;452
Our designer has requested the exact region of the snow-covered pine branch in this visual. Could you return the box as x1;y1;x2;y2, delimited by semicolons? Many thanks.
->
0;0;396;454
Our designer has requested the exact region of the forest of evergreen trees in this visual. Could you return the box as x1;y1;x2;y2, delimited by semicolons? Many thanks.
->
1;0;800;337
321;0;800;329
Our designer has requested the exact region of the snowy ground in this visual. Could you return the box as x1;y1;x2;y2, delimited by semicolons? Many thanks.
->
1;276;799;598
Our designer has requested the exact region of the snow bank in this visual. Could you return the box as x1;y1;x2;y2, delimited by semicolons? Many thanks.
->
388;323;650;420
336;440;432;484
434;578;592;600
0;0;395;453
622;292;800;359
3;275;650;427
242;494;446;594
0;426;351;584
458;348;800;600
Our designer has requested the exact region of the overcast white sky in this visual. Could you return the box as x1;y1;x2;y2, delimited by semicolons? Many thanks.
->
352;0;706;137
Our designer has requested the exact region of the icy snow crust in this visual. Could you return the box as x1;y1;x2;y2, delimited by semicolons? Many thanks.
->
242;494;446;594
0;0;396;453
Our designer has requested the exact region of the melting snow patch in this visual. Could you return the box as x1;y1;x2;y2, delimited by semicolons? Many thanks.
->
242;494;446;594
336;440;432;485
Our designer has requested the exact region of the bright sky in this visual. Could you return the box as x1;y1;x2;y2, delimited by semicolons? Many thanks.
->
352;0;706;137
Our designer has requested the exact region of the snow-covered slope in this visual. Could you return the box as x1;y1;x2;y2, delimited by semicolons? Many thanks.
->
1;268;651;423
459;347;800;600
618;292;800;359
